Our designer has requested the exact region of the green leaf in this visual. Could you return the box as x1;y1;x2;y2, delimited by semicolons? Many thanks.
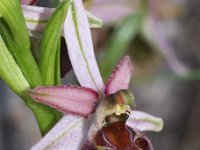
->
55;40;61;85
0;0;65;135
100;14;143;81
39;0;73;86
38;0;73;121
0;0;30;51
0;19;42;87
0;35;58;135
0;0;42;87
22;93;61;136
0;35;30;95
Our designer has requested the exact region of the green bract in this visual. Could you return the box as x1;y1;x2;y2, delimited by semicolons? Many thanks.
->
39;0;73;86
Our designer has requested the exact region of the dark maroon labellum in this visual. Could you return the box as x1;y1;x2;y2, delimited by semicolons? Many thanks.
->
83;121;153;150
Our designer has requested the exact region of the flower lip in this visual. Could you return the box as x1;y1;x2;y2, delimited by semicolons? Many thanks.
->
83;121;153;150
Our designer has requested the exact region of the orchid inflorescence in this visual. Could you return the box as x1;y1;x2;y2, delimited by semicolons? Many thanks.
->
0;0;164;149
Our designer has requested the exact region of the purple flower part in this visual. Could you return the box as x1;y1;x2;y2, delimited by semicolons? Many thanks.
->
82;121;154;150
150;17;188;75
22;5;53;36
27;1;163;148
89;0;138;25
22;5;102;37
63;0;104;93
30;55;162;149
134;135;154;150
21;0;37;5
31;115;89;150
126;110;163;132
105;55;134;95
29;85;99;117
145;0;188;76
89;5;135;25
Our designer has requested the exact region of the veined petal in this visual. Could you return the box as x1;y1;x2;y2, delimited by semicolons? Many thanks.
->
31;115;89;150
126;110;164;132
22;5;53;34
63;0;104;93
22;5;102;37
29;85;98;117
105;56;134;95
21;0;37;5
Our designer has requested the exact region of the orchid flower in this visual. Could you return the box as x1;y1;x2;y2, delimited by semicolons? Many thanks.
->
30;55;163;150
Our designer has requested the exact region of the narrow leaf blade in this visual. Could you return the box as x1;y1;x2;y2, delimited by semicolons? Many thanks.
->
0;19;42;87
0;36;59;135
0;0;42;87
0;35;30;94
0;0;30;52
39;0;72;86
100;14;142;80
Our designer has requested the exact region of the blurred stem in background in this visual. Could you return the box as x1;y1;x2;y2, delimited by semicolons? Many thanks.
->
100;14;143;81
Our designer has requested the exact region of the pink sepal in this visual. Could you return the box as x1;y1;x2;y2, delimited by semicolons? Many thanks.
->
29;85;99;117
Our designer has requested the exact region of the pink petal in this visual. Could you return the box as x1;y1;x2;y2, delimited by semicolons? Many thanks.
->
126;110;164;132
29;85;98;117
31;115;92;150
105;56;134;95
21;0;37;5
63;0;104;93
22;5;102;37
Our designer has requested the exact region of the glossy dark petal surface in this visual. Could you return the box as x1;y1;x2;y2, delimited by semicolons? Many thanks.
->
83;121;153;150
